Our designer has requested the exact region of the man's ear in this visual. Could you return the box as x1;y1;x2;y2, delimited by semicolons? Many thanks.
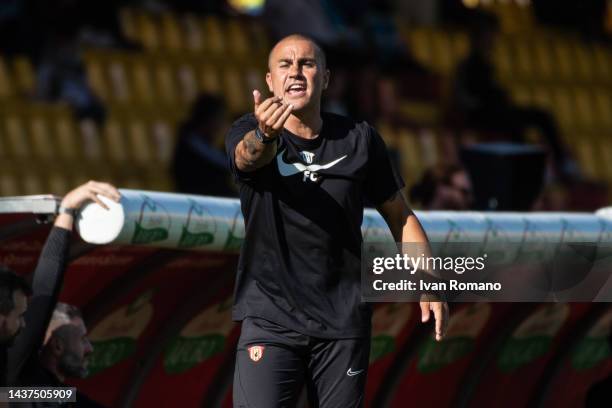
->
323;69;330;90
265;72;273;94
50;335;64;357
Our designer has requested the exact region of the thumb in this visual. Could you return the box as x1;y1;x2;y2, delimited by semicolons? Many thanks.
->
253;89;261;108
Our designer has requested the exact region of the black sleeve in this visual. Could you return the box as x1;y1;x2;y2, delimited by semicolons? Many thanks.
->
7;227;71;384
225;113;261;183
363;125;405;206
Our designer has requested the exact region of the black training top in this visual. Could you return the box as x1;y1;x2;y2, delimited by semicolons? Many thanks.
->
225;112;404;338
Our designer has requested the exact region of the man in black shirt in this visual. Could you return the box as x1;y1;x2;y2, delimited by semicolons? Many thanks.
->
0;181;120;397
226;34;449;407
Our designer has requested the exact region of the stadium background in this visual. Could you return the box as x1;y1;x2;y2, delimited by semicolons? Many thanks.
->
0;0;611;406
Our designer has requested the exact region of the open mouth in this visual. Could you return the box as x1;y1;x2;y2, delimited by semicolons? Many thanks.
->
286;83;307;97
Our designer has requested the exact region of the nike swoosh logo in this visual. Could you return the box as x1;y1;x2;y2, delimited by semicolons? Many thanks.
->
346;368;364;376
276;149;347;177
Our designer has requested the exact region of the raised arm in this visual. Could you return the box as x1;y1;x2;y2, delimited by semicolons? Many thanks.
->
234;90;293;172
7;181;120;384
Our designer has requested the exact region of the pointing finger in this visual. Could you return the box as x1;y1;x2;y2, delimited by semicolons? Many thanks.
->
420;301;430;322
433;303;443;341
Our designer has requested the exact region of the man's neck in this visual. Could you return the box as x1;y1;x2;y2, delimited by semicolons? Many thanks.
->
284;108;323;139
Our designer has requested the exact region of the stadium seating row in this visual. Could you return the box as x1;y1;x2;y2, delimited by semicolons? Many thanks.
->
118;9;270;58
401;27;612;84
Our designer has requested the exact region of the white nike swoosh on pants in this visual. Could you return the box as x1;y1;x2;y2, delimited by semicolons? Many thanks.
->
276;149;347;177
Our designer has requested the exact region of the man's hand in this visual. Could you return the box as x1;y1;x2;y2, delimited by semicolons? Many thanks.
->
234;90;293;172
254;89;293;139
420;298;450;341
55;181;121;230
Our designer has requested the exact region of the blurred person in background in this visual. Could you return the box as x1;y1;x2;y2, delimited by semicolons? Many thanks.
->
22;303;102;407
172;93;237;197
451;16;575;181
1;181;120;391
0;269;31;387
409;164;474;210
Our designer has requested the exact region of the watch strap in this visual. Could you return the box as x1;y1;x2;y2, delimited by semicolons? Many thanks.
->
57;206;79;218
255;127;278;145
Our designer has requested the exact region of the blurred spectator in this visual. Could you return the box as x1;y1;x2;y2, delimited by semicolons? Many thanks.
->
409;164;474;210
451;17;574;180
0;268;31;387
35;43;106;125
172;94;236;197
22;303;103;407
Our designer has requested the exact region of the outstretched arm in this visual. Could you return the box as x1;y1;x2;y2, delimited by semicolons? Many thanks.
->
376;190;450;341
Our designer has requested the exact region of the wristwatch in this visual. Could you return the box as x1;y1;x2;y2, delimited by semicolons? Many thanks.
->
56;206;79;218
254;127;277;145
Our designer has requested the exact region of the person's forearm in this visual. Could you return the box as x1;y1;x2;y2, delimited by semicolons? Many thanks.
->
235;130;278;172
53;213;74;231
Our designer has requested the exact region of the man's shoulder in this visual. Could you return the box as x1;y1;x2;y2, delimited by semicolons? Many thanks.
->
231;112;257;127
322;112;372;138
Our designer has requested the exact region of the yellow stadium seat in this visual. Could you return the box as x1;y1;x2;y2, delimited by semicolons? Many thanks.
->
175;61;198;104
244;66;266;96
573;41;594;82
593;90;612;129
53;109;81;161
202;16;225;54
514;40;536;79
125;117;153;165
531;86;553;111
3;113;30;159
130;56;154;104
184;14;205;53
0;57;14;99
573;87;595;131
573;135;598;179
493;35;513;79
226;20;249;57
153;61;178;104
532;39;554;80
83;52;110;101
0;162;20;196
151;118;176;167
119;8;139;44
78;119;105;162
408;29;433;71
12;56;35;96
510;85;532;107
107;55;132;103
200;61;221;93
222;66;248;113
103;118;128;162
593;45;611;84
430;31;454;74
551;87;576;132
396;128;423;185
161;12;183;52
137;12;161;51
27;107;56;161
552;41;574;81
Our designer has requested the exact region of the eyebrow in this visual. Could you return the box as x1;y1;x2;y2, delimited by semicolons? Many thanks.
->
277;58;317;65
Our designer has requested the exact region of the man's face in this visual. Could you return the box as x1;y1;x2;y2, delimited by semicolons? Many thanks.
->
56;318;93;378
0;291;27;345
266;39;329;113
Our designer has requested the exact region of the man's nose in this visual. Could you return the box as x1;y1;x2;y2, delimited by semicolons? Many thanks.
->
288;63;302;76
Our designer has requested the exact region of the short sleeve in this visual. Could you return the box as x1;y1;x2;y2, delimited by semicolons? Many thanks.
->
363;126;405;205
225;113;258;182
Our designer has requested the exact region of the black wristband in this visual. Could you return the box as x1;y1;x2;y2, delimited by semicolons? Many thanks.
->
254;127;277;145
56;206;79;218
